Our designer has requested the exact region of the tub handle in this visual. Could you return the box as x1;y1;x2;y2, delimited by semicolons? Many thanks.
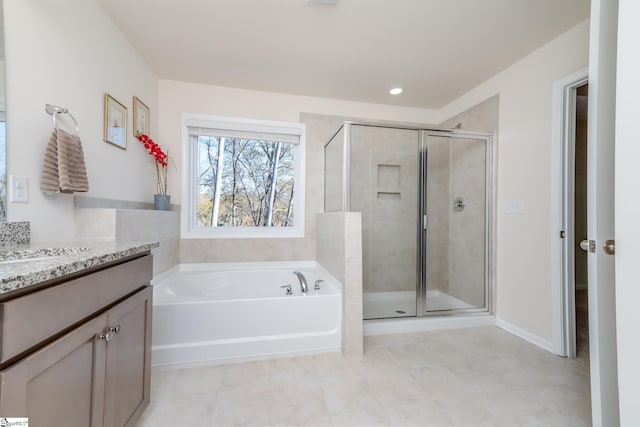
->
281;284;292;295
314;280;324;290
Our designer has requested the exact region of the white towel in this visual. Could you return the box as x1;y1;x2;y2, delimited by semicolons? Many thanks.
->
40;128;89;194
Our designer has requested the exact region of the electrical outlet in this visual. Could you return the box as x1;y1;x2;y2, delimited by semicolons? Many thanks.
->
9;175;29;203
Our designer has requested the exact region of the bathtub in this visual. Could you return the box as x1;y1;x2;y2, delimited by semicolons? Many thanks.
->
151;261;342;368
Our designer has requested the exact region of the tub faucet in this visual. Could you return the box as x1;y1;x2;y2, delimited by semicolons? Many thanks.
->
293;271;308;294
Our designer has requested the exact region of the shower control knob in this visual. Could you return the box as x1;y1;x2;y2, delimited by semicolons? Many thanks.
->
453;197;466;212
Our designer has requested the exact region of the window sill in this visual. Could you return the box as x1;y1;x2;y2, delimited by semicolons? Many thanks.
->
180;227;305;239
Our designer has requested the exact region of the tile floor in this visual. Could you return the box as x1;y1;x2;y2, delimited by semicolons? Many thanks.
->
136;326;591;427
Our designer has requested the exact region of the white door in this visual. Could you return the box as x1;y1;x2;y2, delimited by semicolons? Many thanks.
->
587;0;619;425
614;0;640;424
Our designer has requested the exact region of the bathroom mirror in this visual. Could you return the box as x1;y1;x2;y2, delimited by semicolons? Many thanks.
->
0;1;6;221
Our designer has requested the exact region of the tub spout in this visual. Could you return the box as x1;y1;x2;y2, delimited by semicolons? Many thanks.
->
293;271;308;294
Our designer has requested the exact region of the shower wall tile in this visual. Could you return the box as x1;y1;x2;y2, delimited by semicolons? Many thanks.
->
75;208;179;276
440;95;499;134
344;304;363;334
344;214;363;304
75;209;117;241
180;237;312;263
344;213;363;358
150;236;180;276
317;212;363;359
350;125;419;295
426;141;450;294
449;141;486;307
316;212;346;281
325;127;345;212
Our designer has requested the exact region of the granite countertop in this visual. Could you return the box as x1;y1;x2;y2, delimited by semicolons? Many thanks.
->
0;240;159;296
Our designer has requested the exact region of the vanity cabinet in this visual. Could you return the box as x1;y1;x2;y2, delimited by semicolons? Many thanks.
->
0;254;153;427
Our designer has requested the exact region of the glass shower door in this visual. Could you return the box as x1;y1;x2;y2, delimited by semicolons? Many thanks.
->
349;125;420;319
423;134;488;313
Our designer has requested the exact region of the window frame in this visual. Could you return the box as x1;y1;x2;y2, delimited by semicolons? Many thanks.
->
181;114;305;239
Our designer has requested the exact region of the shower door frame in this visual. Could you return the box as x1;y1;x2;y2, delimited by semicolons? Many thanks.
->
326;121;496;318
418;130;496;317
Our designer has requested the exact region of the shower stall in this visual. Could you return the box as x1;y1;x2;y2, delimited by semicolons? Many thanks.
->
325;122;494;319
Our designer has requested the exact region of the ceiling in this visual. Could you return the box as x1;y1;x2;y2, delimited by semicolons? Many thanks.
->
97;0;590;109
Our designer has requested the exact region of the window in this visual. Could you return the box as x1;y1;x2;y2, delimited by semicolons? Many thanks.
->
182;115;305;238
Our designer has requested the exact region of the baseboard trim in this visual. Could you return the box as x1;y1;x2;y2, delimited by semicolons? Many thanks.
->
495;319;554;353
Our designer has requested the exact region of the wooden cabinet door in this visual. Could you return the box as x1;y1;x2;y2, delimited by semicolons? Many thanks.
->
0;314;108;427
103;286;152;427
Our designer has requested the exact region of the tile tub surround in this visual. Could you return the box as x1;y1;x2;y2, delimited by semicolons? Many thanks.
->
0;221;30;246
317;212;363;359
136;326;591;426
75;208;179;276
0;240;159;295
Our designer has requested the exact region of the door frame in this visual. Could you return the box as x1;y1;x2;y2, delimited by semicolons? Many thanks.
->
419;130;496;317
550;67;589;357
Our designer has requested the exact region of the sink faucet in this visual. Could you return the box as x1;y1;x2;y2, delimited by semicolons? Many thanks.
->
293;271;308;294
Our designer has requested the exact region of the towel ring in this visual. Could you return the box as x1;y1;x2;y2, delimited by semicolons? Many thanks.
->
45;104;80;135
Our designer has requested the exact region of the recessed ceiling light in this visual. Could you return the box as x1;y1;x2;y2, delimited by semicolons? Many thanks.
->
390;87;403;95
305;0;340;5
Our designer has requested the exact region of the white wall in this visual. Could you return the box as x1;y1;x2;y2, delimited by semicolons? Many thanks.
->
440;20;590;343
4;0;158;242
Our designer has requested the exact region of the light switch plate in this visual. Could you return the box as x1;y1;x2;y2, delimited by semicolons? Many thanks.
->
9;175;29;203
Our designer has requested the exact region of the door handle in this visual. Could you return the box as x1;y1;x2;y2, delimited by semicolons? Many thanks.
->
580;239;596;253
603;239;615;255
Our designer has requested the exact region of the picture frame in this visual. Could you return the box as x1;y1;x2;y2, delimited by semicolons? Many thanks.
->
133;96;150;137
104;93;128;149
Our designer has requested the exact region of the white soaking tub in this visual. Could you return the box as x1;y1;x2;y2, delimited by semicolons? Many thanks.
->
151;261;342;367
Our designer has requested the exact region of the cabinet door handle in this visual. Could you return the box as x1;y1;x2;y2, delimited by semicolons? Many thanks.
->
110;324;122;334
99;331;113;342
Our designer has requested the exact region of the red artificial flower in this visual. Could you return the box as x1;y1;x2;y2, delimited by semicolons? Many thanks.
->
137;133;169;195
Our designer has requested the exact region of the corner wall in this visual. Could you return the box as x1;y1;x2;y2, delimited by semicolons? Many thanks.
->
4;0;159;242
440;20;590;344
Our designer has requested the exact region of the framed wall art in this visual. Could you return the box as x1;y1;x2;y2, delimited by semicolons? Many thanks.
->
133;96;150;137
104;93;127;149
